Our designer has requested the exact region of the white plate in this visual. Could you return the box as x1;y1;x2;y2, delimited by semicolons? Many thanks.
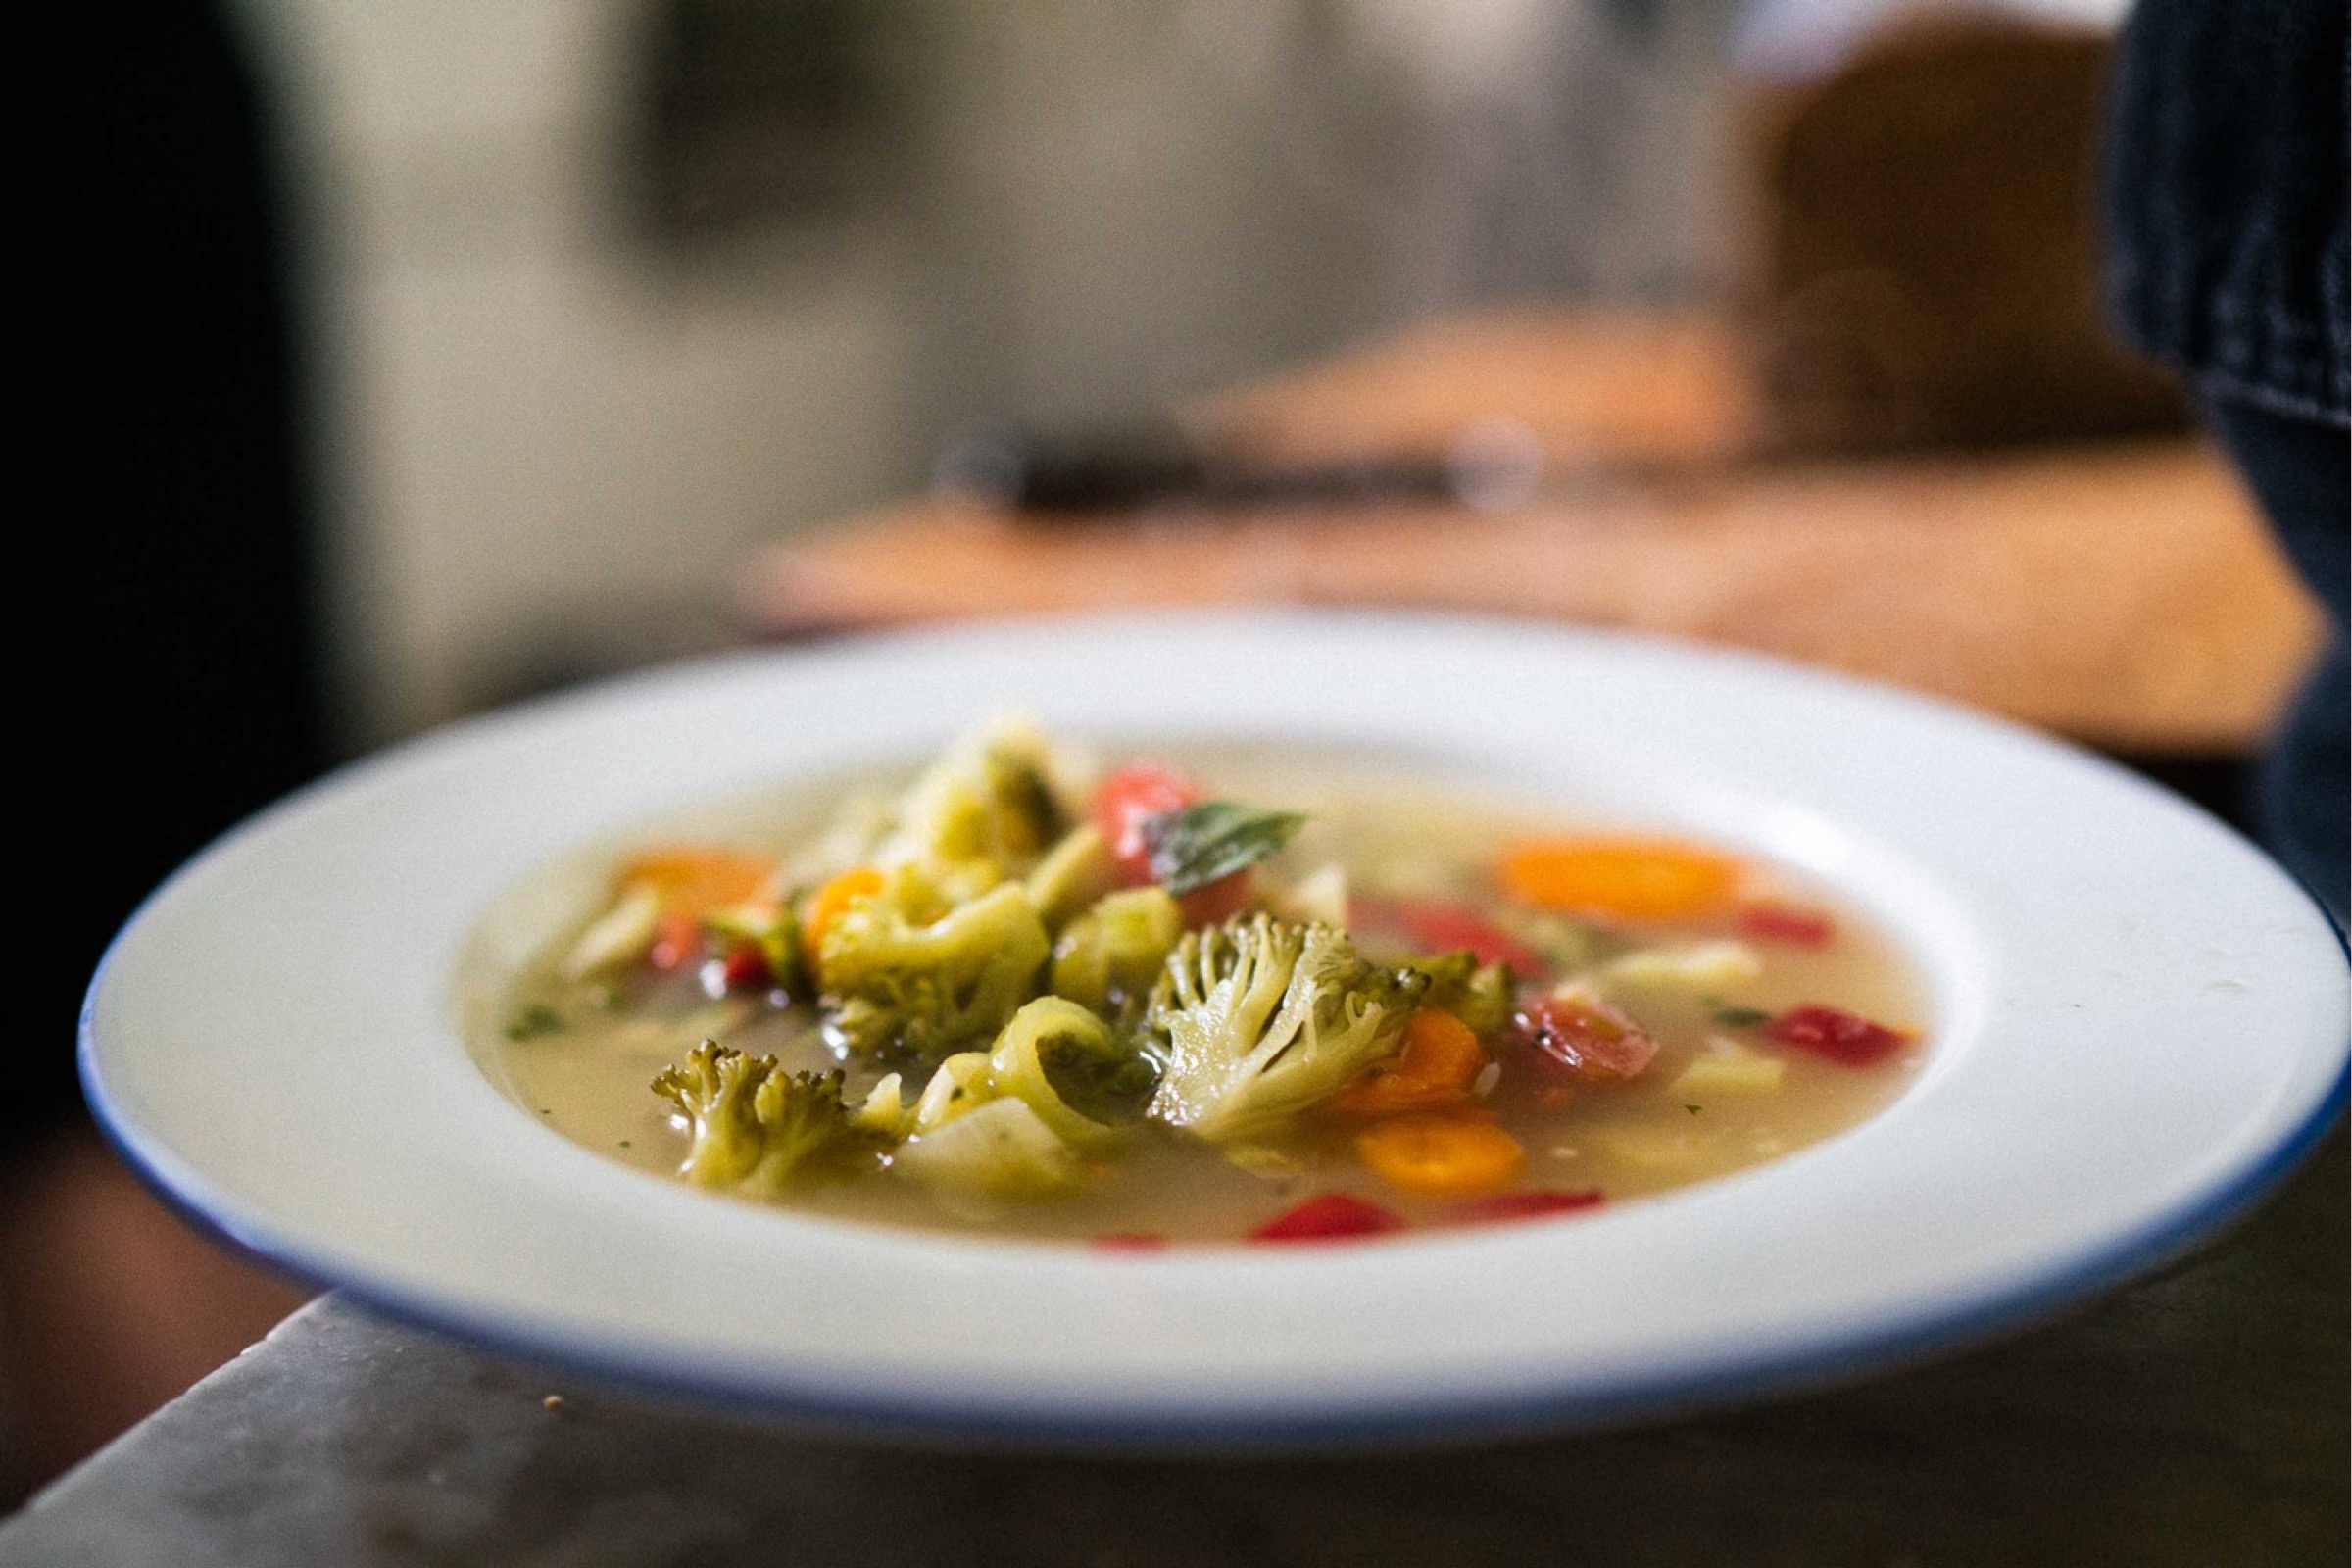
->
81;612;2346;1446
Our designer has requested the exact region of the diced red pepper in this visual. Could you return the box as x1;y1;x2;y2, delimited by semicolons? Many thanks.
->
1091;762;1200;885
1090;1232;1171;1252
1248;1193;1408;1244
719;940;772;992
1739;901;1836;948
1356;895;1546;975
1448;1189;1605;1225
1514;991;1659;1083
1762;1004;1910;1066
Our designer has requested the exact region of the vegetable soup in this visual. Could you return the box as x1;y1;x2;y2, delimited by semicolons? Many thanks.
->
467;722;1929;1247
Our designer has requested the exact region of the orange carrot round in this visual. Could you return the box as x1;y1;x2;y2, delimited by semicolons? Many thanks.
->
1355;1112;1526;1197
622;848;777;914
1497;837;1741;921
1327;1009;1488;1118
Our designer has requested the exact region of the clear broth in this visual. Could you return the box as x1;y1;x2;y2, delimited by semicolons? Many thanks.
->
467;753;1930;1245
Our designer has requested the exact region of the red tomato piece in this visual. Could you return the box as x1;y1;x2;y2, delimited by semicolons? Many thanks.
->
1090;1233;1170;1252
1248;1194;1408;1244
719;940;772;991
1090;762;1200;885
1176;870;1255;928
1357;895;1546;974
1739;901;1836;948
1763;1004;1910;1066
1514;991;1659;1083
1449;1190;1605;1225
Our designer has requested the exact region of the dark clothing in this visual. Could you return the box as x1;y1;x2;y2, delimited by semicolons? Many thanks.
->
42;7;329;1135
2107;0;2350;918
2211;397;2350;922
2107;0;2349;424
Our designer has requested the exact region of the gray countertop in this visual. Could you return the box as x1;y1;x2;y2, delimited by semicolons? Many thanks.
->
6;1128;2343;1568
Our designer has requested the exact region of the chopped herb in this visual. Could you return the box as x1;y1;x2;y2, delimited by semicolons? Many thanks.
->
1685;1103;1701;1115
1712;1005;1772;1028
505;1004;567;1041
1142;801;1307;895
617;1140;632;1149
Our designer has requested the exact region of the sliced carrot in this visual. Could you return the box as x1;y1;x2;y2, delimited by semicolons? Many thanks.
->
802;866;886;976
1497;837;1741;921
622;848;777;913
1327;1009;1488;1118
1355;1112;1526;1198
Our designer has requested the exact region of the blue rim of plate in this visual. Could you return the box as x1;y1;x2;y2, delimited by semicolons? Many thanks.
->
75;787;2348;1451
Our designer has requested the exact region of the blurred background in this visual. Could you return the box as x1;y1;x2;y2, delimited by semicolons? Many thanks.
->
22;0;2331;1505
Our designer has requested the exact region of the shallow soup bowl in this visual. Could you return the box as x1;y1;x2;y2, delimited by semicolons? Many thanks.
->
81;612;2348;1446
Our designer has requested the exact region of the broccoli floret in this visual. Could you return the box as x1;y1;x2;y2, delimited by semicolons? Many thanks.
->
1050;886;1183;1019
1404;951;1516;1037
818;867;1051;1063
883;719;1071;883
651;1040;892;1196
1144;914;1429;1144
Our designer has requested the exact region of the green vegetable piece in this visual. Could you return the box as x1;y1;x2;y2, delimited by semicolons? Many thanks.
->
561;882;664;979
1144;913;1428;1144
1491;906;1630;972
982;997;1154;1145
704;904;807;995
1050;886;1183;1016
650;1041;892;1196
1025;824;1119;932
1142;801;1307;895
893;1097;1087;1198
909;1050;995;1133
1712;1004;1773;1028
819;868;1052;1064
504;1003;566;1041
886;721;1070;881
1403;951;1517;1037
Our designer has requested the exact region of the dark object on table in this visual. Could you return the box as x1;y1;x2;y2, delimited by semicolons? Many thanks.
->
934;420;1534;515
2106;0;2350;918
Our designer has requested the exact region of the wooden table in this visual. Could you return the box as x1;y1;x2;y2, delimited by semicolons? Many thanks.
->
740;311;2325;756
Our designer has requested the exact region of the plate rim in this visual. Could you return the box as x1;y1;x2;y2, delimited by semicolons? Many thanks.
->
77;608;2351;1447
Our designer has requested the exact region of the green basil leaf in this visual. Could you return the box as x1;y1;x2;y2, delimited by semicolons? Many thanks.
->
1141;801;1307;895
